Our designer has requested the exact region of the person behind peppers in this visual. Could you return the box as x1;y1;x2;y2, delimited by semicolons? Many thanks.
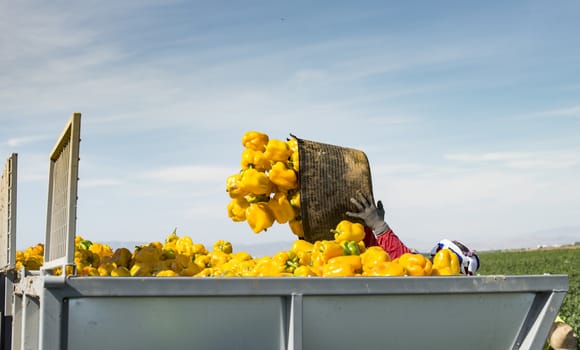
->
345;191;411;260
346;191;481;275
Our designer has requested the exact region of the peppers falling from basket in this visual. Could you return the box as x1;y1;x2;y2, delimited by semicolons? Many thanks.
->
226;131;303;237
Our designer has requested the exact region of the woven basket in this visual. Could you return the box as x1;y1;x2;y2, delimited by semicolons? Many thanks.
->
295;135;373;243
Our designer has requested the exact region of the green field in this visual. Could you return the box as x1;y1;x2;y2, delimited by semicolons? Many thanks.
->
478;246;579;348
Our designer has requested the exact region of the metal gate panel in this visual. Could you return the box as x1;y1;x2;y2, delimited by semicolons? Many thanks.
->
0;153;17;272
43;113;81;271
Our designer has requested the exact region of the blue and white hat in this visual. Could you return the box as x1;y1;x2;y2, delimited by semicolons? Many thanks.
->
430;239;480;275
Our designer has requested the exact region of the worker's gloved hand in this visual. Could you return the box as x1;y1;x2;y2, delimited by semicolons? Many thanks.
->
346;191;390;237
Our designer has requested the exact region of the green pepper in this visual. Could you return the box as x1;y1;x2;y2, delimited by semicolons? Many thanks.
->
77;239;93;250
341;240;361;256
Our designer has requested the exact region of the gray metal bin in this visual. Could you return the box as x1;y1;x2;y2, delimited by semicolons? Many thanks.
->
11;274;568;350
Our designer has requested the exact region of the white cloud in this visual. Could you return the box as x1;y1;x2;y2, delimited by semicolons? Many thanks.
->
446;150;580;170
3;135;52;147
144;165;238;183
292;69;328;83
372;162;427;176
446;152;531;162
514;105;580;120
532;105;580;118
384;171;542;209
79;178;122;188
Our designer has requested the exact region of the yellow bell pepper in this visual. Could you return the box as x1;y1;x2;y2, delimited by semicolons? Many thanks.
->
264;139;292;162
268;192;295;224
175;236;196;256
242;131;269;151
290;239;313;266
156;270;179;277
180;261;203;276
236;259;257;277
268;161;298;190
160;248;176;260
288;218;304;238
240;168;273;195
287;137;300;171
194;254;211;269
110;266;131;277
208;251;231;267
290;240;313;254
322;255;362;277
252;256;287;277
332;220;366;242
314;240;345;262
309;252;325;276
213;240;233;254
97;262;116;276
287;137;298;153
245;202;275;233
191;243;208;256
89;242;113;258
293;265;317;277
360;246;390;273
227;197;250;222
241;149;271;171
80;266;99;277
431;248;461;276
363;261;405;277
195;267;215;277
398;253;433;276
273;251;300;273
130;243;162;276
169;253;189;272
217;260;242;277
290;149;299;172
226;173;248;198
289;191;301;208
130;261;153;276
230;251;253;262
163;229;179;251
109;247;132;268
75;249;100;268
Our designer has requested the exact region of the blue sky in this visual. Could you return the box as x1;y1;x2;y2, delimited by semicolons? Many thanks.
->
1;1;579;256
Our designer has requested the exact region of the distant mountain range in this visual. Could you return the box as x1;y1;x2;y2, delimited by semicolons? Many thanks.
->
472;225;580;252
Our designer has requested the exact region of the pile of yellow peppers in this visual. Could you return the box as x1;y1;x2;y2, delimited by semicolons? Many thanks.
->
15;243;44;271
226;131;303;237
15;221;462;277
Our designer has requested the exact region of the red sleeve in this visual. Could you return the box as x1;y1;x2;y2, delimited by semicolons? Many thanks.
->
363;227;411;260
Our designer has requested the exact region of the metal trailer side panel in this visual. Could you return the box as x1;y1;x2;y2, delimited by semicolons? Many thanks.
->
302;293;535;349
67;296;287;350
10;293;21;350
34;275;567;350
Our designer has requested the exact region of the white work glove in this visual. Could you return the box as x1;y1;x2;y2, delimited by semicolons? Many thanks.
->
346;191;390;237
